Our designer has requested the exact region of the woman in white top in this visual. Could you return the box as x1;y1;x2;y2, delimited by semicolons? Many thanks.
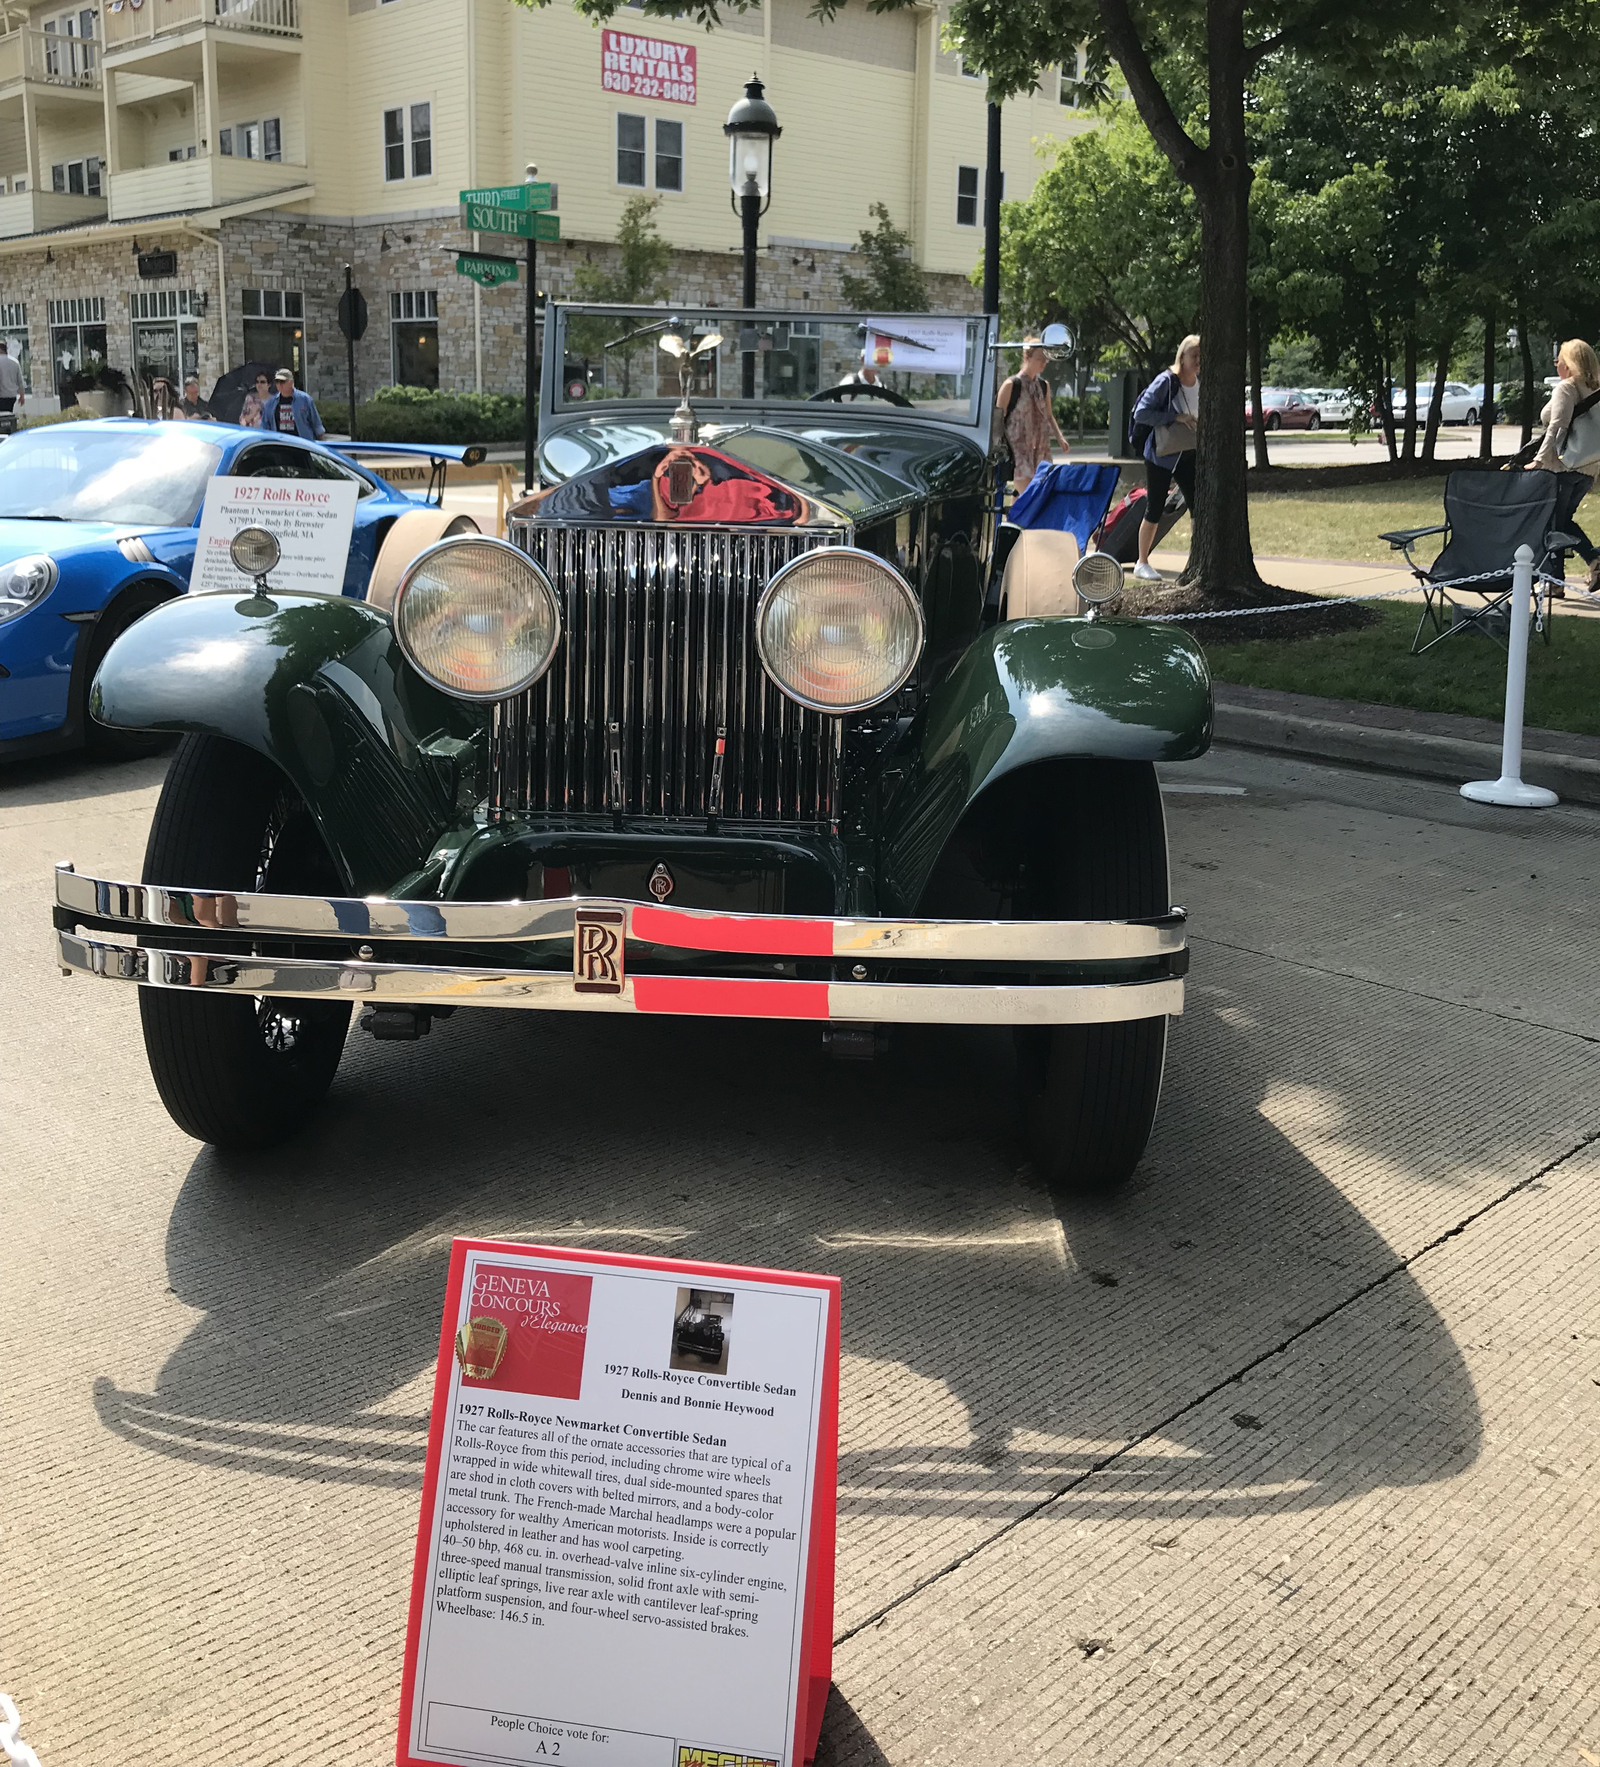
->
1526;337;1600;593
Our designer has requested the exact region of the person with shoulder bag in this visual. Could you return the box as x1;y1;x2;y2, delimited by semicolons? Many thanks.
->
1130;334;1199;580
996;336;1070;493
1524;337;1600;595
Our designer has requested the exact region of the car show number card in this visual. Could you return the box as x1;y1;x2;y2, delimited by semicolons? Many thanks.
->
192;476;360;597
399;1240;840;1767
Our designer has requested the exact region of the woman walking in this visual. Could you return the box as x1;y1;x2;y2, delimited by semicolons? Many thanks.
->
1526;338;1600;593
1130;334;1200;581
997;337;1070;494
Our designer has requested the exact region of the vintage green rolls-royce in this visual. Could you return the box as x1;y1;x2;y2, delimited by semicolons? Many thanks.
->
53;307;1211;1190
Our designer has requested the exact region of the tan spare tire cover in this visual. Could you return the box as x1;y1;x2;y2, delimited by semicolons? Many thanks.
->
999;526;1081;620
365;509;481;613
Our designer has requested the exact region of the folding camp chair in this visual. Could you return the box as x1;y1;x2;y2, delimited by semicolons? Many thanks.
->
1380;469;1588;654
991;461;1121;615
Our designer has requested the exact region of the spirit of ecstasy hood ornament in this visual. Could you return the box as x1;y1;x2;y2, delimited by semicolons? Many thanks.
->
660;326;724;445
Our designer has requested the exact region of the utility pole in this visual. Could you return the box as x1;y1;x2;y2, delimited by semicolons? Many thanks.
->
982;98;1002;315
524;163;539;493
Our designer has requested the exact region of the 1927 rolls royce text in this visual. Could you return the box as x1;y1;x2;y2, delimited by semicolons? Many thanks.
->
53;307;1212;1191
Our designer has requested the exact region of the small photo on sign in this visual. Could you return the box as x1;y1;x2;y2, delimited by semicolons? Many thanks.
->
671;1286;733;1375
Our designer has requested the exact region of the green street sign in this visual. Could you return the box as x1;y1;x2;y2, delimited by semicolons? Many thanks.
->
458;182;556;213
456;252;520;289
533;212;560;243
462;200;533;237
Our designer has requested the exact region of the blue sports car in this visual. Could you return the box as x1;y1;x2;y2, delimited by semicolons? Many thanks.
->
0;419;483;760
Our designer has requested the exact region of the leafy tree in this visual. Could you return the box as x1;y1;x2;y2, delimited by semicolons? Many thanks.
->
568;195;672;394
997;104;1198;374
840;203;929;312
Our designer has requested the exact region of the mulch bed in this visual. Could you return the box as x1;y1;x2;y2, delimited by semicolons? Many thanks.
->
1111;576;1382;643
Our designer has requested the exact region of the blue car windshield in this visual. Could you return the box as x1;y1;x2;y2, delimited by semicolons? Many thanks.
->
0;426;222;525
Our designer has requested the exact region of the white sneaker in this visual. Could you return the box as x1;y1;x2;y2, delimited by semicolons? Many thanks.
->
1133;560;1162;581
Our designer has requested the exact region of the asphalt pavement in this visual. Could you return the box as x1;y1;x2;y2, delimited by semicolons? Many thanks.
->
3;742;1598;1766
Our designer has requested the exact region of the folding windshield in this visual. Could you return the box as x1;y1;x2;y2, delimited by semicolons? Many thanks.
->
0;425;221;525
554;307;989;425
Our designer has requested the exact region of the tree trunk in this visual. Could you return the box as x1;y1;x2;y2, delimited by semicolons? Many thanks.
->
1421;340;1450;464
1247;298;1268;469
1401;329;1418;462
1479;305;1495;460
1517;305;1536;446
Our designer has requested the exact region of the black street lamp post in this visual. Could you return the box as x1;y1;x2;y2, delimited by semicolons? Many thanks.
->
723;75;781;400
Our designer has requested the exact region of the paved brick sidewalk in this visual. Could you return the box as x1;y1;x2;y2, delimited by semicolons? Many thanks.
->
1;745;1596;1766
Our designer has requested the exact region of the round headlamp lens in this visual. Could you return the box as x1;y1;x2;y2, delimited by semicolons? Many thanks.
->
756;547;923;713
1073;551;1125;605
393;535;562;701
229;525;281;579
0;553;58;624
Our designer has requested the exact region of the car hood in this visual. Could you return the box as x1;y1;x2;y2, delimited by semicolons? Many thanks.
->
533;414;987;528
0;518;178;563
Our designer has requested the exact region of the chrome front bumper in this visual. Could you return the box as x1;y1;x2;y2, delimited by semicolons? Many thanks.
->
54;866;1186;1026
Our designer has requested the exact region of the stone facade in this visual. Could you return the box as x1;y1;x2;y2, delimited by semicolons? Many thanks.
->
1;211;979;407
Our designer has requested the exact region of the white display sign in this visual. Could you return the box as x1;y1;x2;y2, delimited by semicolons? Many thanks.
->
400;1241;839;1767
191;476;360;596
861;318;971;375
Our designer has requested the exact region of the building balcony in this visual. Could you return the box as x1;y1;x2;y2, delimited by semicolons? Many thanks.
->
0;28;103;95
107;152;308;221
0;189;108;239
103;0;299;60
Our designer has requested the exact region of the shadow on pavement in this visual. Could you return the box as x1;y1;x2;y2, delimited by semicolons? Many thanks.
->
95;978;1482;1538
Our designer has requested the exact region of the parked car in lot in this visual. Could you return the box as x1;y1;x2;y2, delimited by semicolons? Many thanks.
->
1306;388;1354;425
54;305;1213;1193
1466;383;1509;423
1391;381;1477;424
1245;388;1321;429
0;418;483;760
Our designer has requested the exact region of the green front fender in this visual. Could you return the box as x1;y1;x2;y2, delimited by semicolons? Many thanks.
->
91;590;486;894
879;617;1212;911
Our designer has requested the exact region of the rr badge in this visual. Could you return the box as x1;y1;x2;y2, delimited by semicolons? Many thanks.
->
648;862;674;902
573;906;625;994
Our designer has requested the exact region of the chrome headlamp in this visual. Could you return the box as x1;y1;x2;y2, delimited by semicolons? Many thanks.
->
1072;551;1125;606
0;554;58;625
393;534;562;702
756;546;924;713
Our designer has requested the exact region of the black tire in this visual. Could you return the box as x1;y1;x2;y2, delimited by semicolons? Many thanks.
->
1465;408;1478;427
1265;413;1280;431
1305;412;1321;430
1014;762;1171;1195
85;595;176;759
138;735;351;1148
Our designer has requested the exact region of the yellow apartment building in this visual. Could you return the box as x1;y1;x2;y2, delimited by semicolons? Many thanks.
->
0;0;1089;406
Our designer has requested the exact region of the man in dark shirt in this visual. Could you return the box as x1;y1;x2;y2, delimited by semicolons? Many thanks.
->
174;374;213;421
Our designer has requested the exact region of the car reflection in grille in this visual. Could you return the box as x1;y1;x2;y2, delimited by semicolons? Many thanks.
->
495;522;846;824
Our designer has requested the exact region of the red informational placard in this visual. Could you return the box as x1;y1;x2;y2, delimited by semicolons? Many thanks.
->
398;1240;839;1767
601;29;698;105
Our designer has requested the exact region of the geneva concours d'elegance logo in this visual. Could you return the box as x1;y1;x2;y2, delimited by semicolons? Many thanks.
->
454;1265;593;1400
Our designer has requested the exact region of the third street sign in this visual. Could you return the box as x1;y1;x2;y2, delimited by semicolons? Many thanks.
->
458;182;556;213
455;252;520;289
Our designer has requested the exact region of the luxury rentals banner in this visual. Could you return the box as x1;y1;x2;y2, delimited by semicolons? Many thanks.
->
398;1240;840;1767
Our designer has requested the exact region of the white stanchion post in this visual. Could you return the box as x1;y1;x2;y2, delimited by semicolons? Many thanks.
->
1460;543;1559;808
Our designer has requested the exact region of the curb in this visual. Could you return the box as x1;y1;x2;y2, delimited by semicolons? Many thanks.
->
1213;689;1600;807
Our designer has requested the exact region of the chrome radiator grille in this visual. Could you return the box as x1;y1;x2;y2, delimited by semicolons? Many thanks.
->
493;523;845;823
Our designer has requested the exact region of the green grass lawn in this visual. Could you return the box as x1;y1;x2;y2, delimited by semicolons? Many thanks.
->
1153;477;1600;568
1201;599;1600;737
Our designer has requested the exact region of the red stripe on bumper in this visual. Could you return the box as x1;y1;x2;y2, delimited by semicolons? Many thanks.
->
632;976;831;1019
630;904;834;958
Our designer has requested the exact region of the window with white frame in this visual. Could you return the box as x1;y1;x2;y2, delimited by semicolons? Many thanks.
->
220;118;282;162
0;302;28;392
168;145;197;161
956;164;979;226
48;296;106;391
42;9;95;82
617;113;646;187
383;103;432;182
50;156;101;197
390;289;439;389
654;118;683;192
